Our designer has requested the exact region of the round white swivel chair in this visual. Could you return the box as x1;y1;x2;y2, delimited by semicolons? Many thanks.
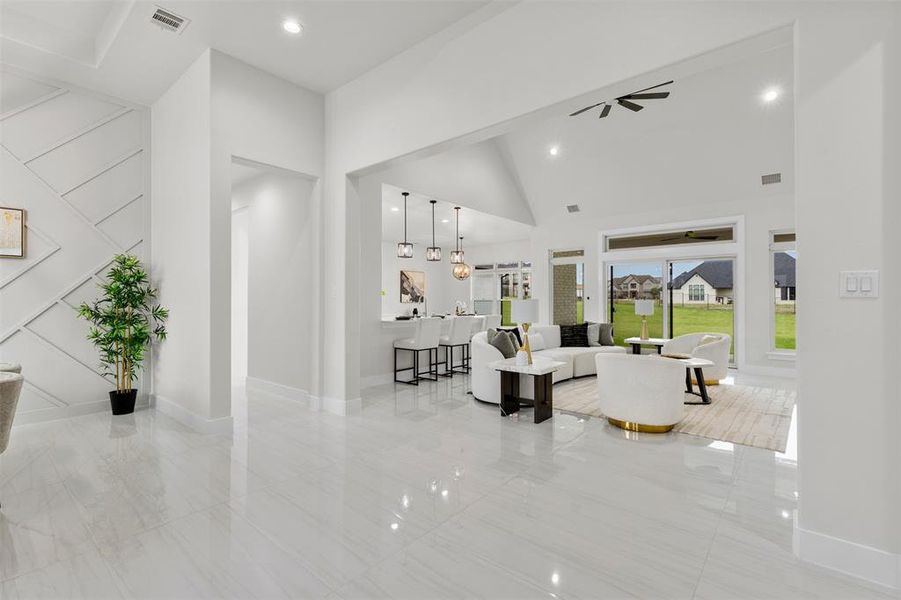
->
595;354;685;432
1;371;24;509
440;316;476;376
661;333;732;384
394;317;442;385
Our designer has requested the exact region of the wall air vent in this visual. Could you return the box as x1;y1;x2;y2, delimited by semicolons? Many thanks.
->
566;204;581;213
150;7;188;33
761;173;782;185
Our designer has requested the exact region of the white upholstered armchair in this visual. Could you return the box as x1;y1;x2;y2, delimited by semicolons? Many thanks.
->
661;333;731;384
595;354;685;432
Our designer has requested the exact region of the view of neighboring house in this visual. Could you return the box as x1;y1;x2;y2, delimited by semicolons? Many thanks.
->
774;252;797;303
612;274;661;299
671;260;734;304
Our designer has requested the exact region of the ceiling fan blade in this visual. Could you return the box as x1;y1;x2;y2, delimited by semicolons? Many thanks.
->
692;236;719;240
617;98;644;112
660;236;684;242
621;92;670;100
569;102;605;117
598;103;612;118
631;80;674;94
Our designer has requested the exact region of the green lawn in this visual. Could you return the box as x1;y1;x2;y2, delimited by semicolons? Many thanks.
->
503;299;797;351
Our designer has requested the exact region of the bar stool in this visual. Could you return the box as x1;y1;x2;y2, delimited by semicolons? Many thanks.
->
440;316;476;376
394;317;442;385
470;316;486;340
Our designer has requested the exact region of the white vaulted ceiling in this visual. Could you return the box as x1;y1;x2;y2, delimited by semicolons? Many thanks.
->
0;0;494;105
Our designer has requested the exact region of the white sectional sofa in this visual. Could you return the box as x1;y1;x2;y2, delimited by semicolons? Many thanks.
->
471;324;626;404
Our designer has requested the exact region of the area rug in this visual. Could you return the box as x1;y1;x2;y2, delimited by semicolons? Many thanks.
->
553;377;796;452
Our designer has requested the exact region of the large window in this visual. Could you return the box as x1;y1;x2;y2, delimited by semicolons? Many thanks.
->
471;261;532;324
771;232;797;352
688;284;705;302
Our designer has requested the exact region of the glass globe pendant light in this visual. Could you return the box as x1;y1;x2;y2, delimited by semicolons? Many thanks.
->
452;236;471;280
396;192;413;258
449;207;465;264
426;200;441;261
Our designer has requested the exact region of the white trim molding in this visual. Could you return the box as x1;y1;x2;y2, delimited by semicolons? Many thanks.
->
151;394;234;435
794;523;901;591
245;376;360;416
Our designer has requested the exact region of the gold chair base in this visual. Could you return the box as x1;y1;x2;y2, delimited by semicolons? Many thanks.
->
691;379;720;386
607;418;675;433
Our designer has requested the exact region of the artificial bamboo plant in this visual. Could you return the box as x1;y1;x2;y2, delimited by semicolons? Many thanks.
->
78;254;168;394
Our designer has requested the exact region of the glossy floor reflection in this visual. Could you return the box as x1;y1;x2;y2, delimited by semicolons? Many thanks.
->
0;374;894;599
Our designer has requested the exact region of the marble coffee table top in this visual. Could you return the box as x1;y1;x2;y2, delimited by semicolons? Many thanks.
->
490;357;565;376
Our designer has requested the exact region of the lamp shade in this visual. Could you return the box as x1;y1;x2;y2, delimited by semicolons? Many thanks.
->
510;299;539;324
634;299;655;316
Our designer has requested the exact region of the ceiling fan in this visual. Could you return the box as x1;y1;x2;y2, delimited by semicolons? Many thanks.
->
569;80;673;119
660;230;720;242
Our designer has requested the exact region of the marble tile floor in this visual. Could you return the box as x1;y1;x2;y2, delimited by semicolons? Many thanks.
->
0;373;895;599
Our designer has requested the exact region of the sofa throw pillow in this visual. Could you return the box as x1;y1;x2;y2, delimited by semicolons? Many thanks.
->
487;329;517;358
498;326;523;347
527;332;546;352
560;323;589;347
698;334;721;347
586;323;601;347
598;323;615;346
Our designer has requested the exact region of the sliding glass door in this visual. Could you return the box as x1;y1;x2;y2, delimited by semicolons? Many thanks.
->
607;262;664;345
668;258;735;362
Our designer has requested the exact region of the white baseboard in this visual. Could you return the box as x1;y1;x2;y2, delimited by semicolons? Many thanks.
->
151;394;234;435
319;395;362;415
245;376;359;416
794;523;900;590
13;396;150;426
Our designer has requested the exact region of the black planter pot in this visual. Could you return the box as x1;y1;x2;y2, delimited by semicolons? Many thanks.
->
109;389;138;415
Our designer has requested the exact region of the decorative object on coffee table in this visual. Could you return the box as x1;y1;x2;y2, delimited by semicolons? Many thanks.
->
635;299;655;340
510;299;539;365
78;254;168;415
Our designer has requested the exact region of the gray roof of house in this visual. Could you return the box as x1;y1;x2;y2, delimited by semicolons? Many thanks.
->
774;252;796;287
671;260;734;290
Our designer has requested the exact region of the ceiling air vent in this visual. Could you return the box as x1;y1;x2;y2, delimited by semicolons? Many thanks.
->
150;7;188;33
566;204;581;213
761;172;782;185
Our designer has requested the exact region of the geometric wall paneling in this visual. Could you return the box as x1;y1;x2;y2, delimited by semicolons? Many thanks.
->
0;70;59;115
0;90;124;161
0;223;60;289
26;301;104;378
96;195;144;250
26;109;142;195
0;73;147;419
0;327;111;407
63;151;143;223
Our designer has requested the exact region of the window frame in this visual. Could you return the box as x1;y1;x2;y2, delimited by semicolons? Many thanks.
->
768;230;797;358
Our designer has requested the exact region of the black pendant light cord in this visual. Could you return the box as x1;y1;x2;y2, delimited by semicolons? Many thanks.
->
455;207;460;251
403;192;409;244
431;201;436;246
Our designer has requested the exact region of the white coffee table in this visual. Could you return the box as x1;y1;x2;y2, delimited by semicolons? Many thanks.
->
489;357;565;423
625;337;669;355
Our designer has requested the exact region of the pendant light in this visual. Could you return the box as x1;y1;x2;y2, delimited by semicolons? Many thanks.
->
426;200;441;261
450;207;465;264
452;236;471;280
396;192;413;258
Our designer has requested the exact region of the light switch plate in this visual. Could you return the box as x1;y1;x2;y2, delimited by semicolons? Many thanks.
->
840;270;879;298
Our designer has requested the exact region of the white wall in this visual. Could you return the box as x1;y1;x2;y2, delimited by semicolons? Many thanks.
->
231;172;316;396
380;241;470;317
0;68;149;423
210;51;324;411
230;206;248;384
325;1;901;587
152;50;325;427
150;50;215;430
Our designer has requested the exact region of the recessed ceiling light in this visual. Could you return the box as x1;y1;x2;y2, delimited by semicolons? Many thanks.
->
762;87;780;103
549;145;560;156
441;219;449;223
283;20;302;34
390;207;399;212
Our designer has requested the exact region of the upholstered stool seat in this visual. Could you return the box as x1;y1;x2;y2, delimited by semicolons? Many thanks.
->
0;363;21;374
394;317;442;385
